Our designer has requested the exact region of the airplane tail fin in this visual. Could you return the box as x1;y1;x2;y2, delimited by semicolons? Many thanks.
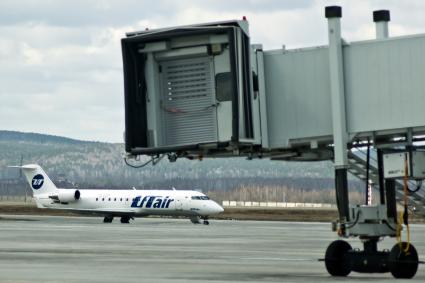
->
9;164;58;195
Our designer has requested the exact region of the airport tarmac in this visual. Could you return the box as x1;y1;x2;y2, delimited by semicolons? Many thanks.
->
0;215;424;283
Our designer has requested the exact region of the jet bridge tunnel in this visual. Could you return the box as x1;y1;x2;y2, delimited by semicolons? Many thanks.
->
121;6;424;279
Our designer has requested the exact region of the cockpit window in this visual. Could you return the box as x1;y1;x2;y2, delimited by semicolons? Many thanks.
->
191;196;210;200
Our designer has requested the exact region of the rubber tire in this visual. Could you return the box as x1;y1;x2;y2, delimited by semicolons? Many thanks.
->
203;220;210;225
325;240;352;277
389;242;419;279
120;216;130;224
103;216;113;223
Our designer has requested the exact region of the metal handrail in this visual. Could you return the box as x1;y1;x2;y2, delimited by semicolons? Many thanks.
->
348;149;425;199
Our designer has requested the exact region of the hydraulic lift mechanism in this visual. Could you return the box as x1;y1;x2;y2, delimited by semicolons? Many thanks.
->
121;6;424;278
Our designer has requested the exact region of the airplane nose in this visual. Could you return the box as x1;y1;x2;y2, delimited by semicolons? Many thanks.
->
214;202;224;213
203;201;224;215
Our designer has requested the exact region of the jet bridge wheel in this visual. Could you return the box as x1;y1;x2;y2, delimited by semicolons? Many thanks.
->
388;242;419;279
325;240;352;277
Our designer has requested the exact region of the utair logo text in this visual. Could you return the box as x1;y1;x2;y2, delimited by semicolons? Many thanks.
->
131;196;174;208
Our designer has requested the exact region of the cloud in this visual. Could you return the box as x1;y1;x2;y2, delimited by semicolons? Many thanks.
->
1;0;425;142
0;0;174;27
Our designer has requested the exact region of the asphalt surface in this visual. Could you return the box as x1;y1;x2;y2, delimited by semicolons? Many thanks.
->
0;215;424;283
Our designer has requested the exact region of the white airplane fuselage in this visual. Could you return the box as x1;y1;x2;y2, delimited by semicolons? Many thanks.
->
16;164;224;224
35;189;223;218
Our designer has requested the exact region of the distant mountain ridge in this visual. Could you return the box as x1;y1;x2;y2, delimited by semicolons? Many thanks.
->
0;130;91;145
0;130;358;194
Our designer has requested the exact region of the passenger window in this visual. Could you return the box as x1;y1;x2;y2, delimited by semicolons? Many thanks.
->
114;198;116;201
108;198;111;201
126;198;129;201
96;198;98;201
120;198;123;201
102;198;105;201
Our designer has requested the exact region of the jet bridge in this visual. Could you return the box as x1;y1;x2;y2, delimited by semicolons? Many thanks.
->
121;6;424;278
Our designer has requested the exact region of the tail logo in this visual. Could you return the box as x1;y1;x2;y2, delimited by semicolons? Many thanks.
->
31;174;44;190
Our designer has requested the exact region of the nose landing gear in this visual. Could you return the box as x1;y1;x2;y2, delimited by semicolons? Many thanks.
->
190;216;210;225
202;216;210;225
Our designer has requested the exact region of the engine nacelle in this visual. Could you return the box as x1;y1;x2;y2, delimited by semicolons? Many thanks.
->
50;189;80;203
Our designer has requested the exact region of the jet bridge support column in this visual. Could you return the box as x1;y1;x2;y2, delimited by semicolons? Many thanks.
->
325;6;350;224
374;10;395;220
324;8;419;279
373;10;390;39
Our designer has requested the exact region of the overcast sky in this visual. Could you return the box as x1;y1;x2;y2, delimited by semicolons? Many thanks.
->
1;0;425;142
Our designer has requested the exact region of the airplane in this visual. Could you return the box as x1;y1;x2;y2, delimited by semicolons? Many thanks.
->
12;164;224;224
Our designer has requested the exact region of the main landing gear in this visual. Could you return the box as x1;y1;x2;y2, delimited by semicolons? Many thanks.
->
103;215;133;223
103;216;113;223
120;216;132;224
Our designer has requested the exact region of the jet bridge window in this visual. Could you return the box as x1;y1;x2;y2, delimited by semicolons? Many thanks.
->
215;72;232;102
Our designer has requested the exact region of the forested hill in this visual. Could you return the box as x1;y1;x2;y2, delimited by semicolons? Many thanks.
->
0;131;87;145
0;130;353;192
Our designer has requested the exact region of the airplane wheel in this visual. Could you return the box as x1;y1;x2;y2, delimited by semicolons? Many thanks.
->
389;242;419;279
203;220;210;225
120;216;130;224
190;217;201;224
325;240;351;277
103;216;113;223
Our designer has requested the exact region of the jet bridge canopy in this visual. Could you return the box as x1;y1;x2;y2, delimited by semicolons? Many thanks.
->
122;20;258;156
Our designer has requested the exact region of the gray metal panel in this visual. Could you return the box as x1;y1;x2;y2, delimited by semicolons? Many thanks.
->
345;35;425;133
160;57;217;146
263;47;332;148
256;48;270;148
263;34;425;150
